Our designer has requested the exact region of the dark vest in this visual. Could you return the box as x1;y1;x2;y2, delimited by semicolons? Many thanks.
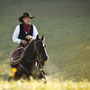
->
18;24;33;40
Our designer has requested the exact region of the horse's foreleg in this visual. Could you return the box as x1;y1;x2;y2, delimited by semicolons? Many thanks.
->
24;73;30;80
38;69;47;83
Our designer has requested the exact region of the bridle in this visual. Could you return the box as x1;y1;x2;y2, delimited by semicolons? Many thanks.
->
34;40;43;62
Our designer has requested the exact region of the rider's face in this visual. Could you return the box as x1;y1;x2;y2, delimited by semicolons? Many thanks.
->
23;17;31;24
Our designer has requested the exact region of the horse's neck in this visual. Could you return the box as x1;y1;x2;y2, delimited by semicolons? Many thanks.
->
26;41;36;59
20;40;37;71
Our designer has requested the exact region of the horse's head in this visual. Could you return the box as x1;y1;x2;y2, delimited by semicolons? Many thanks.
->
34;35;48;62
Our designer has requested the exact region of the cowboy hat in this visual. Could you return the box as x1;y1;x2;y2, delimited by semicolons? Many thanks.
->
19;12;35;22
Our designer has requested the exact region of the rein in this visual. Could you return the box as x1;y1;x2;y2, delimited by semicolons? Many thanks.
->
34;40;43;62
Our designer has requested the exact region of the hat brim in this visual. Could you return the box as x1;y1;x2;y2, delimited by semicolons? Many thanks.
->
19;16;35;22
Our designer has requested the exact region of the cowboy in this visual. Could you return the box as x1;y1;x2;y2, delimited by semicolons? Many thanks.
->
10;12;38;71
12;12;38;45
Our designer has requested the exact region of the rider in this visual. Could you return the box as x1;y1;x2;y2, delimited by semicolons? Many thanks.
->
10;12;38;77
12;12;38;45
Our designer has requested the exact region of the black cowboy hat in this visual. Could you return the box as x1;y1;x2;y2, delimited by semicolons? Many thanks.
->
19;12;35;22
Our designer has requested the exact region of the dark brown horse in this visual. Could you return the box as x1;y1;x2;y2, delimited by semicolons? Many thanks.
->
8;35;48;82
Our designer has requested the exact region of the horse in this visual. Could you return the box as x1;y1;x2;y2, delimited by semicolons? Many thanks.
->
8;35;48;82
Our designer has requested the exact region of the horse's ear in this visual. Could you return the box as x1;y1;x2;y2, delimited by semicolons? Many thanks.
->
36;34;39;40
41;35;45;41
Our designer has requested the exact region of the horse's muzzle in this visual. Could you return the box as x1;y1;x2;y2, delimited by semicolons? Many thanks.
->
43;55;48;61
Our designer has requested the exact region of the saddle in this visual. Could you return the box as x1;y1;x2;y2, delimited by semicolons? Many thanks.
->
9;38;33;65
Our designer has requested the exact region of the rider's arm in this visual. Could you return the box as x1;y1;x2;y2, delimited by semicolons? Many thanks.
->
12;25;21;43
32;25;39;39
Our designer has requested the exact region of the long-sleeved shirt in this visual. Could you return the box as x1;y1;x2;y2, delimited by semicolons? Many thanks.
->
12;24;38;43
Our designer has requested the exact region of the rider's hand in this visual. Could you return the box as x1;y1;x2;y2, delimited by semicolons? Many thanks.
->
21;40;27;45
26;35;32;40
